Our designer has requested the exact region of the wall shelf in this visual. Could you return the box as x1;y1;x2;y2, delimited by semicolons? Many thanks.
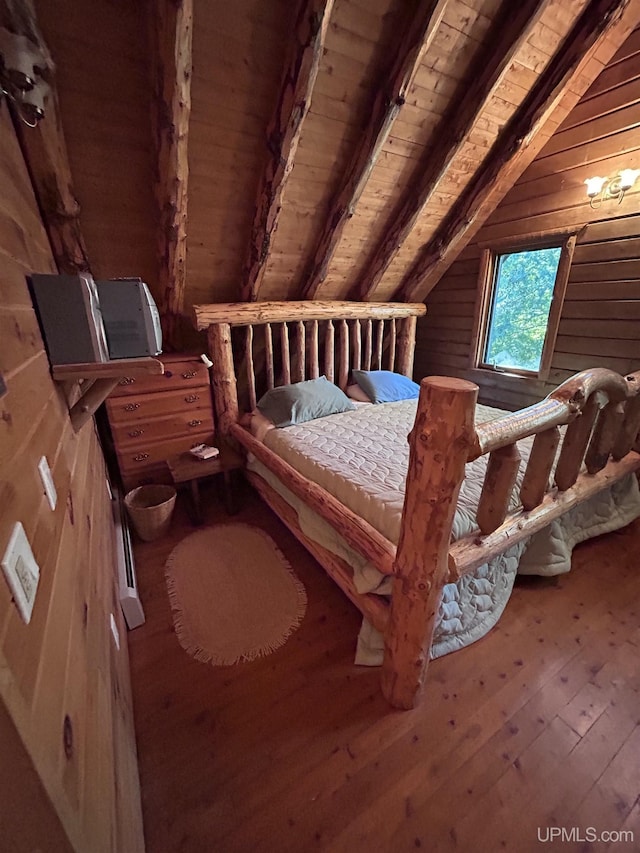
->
52;357;164;432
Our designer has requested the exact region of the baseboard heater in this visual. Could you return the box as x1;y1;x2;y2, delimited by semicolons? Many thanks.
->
112;488;145;629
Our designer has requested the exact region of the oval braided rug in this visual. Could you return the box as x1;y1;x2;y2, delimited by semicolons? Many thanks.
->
164;523;307;665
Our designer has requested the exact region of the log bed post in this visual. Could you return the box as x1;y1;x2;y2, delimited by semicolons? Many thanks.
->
381;376;478;710
207;323;239;436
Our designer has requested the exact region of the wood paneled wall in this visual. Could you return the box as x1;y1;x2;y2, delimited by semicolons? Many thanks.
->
34;0;159;300
0;105;143;852
415;28;640;411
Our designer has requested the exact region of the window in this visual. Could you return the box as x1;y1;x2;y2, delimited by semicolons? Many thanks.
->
472;236;576;381
484;247;561;372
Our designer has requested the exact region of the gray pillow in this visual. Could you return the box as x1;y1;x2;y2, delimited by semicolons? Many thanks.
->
257;376;355;428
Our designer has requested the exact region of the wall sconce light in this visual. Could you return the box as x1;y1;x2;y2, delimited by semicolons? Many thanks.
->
0;27;50;127
584;168;640;209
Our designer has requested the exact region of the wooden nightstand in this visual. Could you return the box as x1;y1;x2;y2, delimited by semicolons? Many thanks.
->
167;445;243;524
105;352;215;491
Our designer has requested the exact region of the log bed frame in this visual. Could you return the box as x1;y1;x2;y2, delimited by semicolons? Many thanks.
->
192;300;640;710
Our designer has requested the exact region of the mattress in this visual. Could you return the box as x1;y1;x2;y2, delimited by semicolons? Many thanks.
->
248;400;640;663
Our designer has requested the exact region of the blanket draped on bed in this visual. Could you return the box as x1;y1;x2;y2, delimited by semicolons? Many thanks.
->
247;401;640;664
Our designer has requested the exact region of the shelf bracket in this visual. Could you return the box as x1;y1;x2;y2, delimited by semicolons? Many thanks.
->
67;377;120;431
52;358;164;432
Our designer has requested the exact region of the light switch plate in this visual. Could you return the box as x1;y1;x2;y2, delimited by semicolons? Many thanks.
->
38;455;57;511
1;522;40;623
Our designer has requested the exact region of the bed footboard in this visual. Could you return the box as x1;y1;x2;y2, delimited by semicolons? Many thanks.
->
384;368;640;710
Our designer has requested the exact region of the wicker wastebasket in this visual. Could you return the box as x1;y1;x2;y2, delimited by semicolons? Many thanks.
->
124;484;176;542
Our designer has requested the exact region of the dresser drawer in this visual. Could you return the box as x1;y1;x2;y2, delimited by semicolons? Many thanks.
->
117;432;214;474
112;411;214;448
110;359;210;396
106;386;212;422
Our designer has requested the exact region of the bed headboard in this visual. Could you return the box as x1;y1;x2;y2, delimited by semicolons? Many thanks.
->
192;301;426;433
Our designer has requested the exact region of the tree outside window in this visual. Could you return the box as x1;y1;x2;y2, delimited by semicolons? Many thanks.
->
472;235;576;381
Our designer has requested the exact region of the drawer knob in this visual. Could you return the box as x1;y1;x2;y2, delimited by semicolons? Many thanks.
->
63;714;74;760
133;453;149;462
188;419;202;427
182;370;198;379
124;403;140;412
128;429;144;438
119;377;136;386
184;394;200;403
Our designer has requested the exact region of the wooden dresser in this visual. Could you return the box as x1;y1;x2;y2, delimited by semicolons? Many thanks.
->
105;353;215;491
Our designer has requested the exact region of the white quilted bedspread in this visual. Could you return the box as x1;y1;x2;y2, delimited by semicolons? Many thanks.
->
263;400;512;544
251;400;640;663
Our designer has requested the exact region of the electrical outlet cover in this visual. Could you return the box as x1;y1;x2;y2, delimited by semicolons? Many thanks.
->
38;455;57;511
1;522;40;623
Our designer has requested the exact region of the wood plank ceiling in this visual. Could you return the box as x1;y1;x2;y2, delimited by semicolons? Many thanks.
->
31;0;640;323
178;0;640;315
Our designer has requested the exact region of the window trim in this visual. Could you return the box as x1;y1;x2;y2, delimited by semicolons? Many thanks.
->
470;234;578;382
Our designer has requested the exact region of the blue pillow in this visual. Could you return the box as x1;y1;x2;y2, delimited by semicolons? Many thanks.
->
257;376;355;428
352;369;420;404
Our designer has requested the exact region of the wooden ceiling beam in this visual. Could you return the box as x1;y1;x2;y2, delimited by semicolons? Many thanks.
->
14;95;90;274
300;0;449;301
2;0;90;273
354;0;551;303
399;0;634;304
240;0;335;303
149;0;193;347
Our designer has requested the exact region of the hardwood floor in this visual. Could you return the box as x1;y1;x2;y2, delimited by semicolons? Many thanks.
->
128;481;640;853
